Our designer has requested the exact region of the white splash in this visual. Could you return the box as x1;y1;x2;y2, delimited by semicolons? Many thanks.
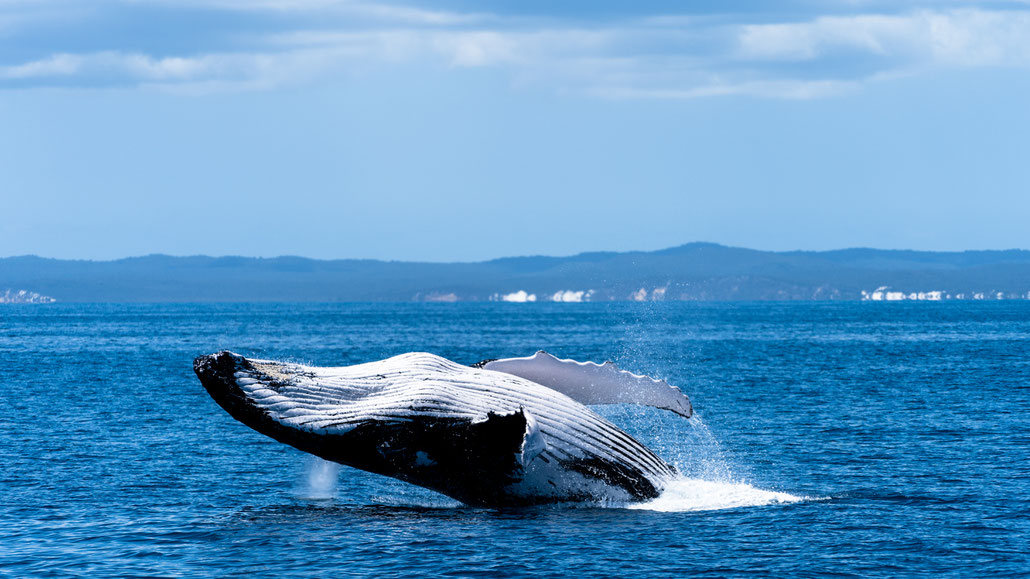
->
625;478;805;512
593;407;808;513
297;456;340;500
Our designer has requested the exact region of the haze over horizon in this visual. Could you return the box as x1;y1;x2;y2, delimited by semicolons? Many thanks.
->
3;1;1029;261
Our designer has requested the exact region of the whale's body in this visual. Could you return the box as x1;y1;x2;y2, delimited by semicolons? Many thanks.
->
195;351;691;506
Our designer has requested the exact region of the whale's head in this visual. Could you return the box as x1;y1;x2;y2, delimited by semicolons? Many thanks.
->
194;350;390;470
194;351;330;439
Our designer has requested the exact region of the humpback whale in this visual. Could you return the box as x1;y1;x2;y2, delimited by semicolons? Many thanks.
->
194;350;692;507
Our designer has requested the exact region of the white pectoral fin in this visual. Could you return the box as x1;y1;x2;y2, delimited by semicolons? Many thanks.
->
520;409;547;466
483;351;693;419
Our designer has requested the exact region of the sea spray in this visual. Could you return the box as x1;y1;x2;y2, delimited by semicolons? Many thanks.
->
595;405;806;512
594;405;737;481
598;304;807;511
297;455;340;500
677;412;738;481
599;411;808;512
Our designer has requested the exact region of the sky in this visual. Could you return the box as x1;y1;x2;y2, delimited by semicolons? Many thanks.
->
1;0;1029;261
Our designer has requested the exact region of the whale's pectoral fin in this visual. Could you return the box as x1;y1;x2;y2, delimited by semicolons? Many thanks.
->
482;351;693;419
518;408;547;466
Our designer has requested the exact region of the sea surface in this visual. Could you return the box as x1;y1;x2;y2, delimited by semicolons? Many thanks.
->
1;302;1028;577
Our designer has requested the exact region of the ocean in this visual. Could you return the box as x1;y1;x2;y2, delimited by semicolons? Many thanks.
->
1;302;1028;577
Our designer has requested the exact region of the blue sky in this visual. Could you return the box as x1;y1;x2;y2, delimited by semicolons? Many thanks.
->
2;1;1029;261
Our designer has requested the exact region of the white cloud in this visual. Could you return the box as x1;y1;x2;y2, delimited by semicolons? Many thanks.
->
2;3;1030;98
1;52;81;78
1;51;246;82
435;31;517;67
593;79;858;100
122;0;486;25
738;10;1030;67
739;15;903;60
0;48;365;89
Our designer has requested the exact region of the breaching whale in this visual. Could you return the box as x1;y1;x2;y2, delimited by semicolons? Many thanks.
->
194;350;692;507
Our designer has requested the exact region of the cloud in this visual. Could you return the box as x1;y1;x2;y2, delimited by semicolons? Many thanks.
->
738;10;1030;67
122;0;487;25
0;46;383;92
593;79;859;101
2;51;252;83
2;2;1030;98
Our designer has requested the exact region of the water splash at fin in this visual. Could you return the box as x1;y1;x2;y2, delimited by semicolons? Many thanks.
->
625;478;806;512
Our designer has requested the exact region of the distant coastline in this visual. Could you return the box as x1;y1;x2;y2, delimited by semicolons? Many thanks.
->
4;243;1030;303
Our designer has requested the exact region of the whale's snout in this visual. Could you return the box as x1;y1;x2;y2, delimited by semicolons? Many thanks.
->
194;350;230;380
194;351;262;427
194;351;319;448
194;351;238;397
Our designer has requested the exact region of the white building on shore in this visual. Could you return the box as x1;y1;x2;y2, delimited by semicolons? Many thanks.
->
861;286;1028;301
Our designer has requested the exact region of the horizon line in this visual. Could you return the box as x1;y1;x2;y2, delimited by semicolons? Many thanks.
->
3;242;1030;264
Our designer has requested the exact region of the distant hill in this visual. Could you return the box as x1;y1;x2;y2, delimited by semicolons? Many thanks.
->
3;243;1030;302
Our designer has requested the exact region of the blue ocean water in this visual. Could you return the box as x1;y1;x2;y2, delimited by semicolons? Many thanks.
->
1;302;1028;577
